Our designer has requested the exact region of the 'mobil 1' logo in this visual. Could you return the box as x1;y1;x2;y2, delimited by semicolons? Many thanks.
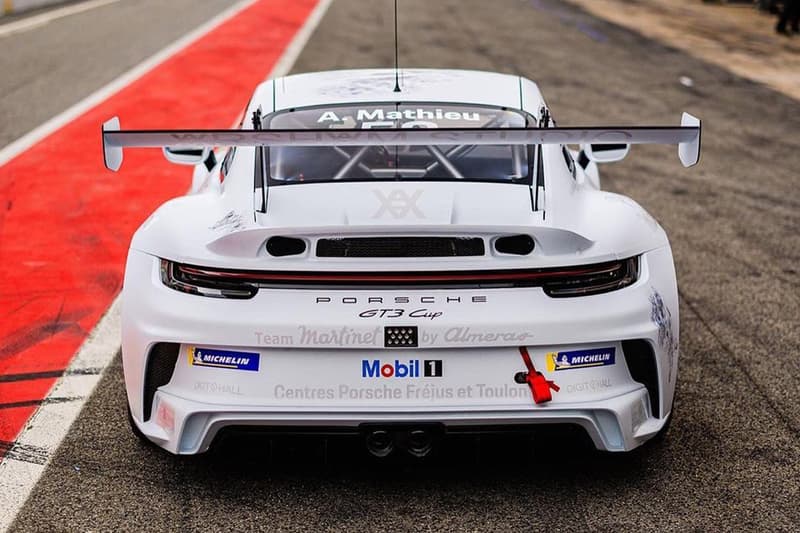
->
361;359;443;378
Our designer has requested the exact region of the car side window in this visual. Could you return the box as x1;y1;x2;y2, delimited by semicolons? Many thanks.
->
562;146;576;179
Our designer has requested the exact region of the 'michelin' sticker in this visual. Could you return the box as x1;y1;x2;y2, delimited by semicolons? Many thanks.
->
545;347;615;372
188;346;259;372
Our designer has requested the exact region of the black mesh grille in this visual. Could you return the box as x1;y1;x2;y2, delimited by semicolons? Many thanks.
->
142;342;180;422
622;339;660;417
316;237;485;258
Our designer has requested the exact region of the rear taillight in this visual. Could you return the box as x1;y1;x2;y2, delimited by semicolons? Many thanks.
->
159;257;638;298
542;257;638;297
160;259;257;299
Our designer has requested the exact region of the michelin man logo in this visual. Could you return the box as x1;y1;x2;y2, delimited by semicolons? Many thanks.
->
546;347;616;372
372;189;425;219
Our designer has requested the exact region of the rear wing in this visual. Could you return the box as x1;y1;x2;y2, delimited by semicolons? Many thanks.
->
101;113;701;171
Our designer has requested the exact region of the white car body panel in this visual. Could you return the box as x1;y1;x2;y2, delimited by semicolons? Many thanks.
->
114;68;689;455
269;69;536;112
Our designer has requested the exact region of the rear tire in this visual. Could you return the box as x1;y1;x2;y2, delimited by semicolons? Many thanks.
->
126;403;155;447
650;406;674;444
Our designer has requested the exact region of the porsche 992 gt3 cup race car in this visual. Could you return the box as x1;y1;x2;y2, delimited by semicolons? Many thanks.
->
102;69;701;456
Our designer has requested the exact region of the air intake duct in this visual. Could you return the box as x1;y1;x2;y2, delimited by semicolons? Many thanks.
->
622;339;660;417
494;234;535;255
266;236;306;257
142;343;180;421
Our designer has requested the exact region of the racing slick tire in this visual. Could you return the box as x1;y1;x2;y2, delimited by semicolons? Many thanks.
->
649;404;675;445
126;404;157;449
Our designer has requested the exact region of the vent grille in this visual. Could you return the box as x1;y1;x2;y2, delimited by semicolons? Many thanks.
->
317;237;485;258
622;339;660;417
142;343;180;422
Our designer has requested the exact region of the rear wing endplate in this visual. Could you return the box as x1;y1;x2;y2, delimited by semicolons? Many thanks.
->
101;113;701;171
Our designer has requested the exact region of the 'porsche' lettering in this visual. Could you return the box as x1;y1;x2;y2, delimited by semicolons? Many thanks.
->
316;295;486;304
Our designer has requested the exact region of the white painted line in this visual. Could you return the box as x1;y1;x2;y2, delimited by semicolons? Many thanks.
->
0;0;330;530
0;296;120;531
0;0;122;38
0;0;259;166
265;0;332;80
0;0;333;166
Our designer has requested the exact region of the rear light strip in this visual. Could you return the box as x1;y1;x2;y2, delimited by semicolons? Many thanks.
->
160;257;639;299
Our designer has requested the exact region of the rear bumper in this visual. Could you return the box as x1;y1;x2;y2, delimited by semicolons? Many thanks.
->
122;245;680;454
137;385;667;454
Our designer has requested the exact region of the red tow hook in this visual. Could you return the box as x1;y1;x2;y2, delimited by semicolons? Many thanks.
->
516;346;559;404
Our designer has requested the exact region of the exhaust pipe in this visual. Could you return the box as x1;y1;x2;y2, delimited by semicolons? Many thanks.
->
364;429;394;458
405;428;434;458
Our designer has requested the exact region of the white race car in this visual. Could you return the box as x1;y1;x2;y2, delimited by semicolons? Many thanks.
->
102;69;700;456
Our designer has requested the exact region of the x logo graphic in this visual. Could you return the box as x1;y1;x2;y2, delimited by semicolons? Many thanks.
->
372;189;425;219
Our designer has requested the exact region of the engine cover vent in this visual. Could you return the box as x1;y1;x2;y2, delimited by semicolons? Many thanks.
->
316;237;485;258
266;236;306;257
494;234;535;255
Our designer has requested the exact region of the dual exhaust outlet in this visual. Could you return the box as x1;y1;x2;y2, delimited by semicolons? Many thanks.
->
363;427;437;458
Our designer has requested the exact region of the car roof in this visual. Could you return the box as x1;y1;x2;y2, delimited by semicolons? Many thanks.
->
256;68;542;113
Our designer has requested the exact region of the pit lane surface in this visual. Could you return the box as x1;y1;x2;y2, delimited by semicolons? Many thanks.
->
6;0;800;530
0;0;319;465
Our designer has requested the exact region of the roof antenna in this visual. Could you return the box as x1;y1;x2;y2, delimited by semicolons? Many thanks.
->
393;0;401;92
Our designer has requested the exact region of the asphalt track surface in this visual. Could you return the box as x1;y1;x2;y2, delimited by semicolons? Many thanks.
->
0;0;231;446
0;0;319;454
4;0;800;530
0;0;233;148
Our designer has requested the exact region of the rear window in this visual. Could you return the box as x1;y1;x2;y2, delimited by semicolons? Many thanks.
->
266;103;531;184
